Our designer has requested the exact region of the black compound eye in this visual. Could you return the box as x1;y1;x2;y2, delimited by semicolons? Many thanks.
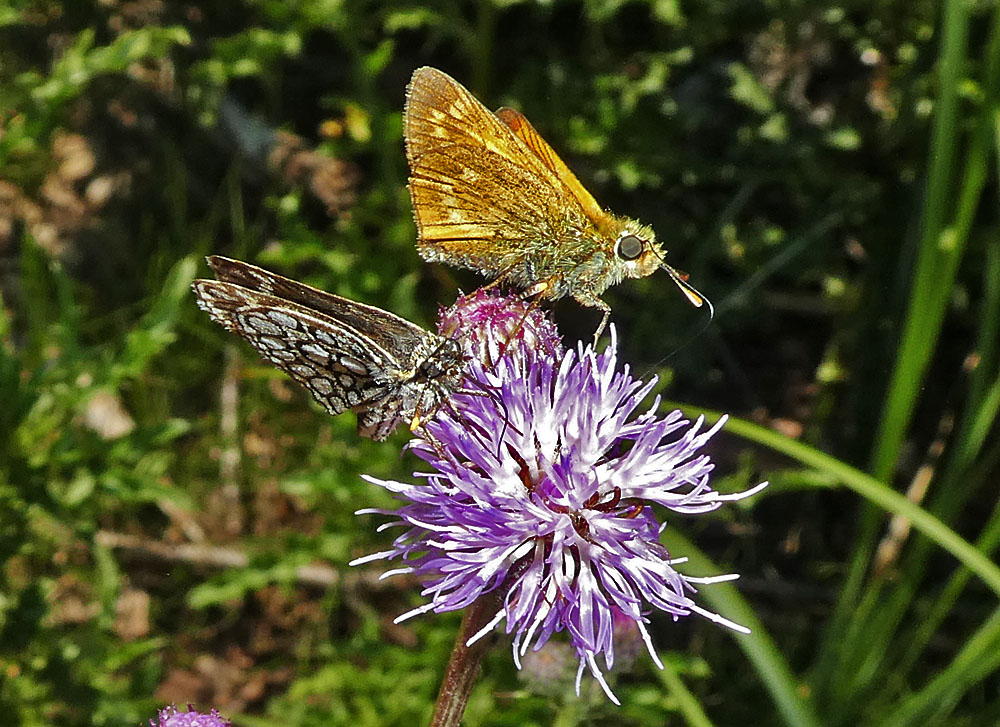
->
616;234;644;261
420;360;442;378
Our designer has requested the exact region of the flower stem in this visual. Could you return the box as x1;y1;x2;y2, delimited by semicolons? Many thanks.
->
428;593;503;727
429;560;530;727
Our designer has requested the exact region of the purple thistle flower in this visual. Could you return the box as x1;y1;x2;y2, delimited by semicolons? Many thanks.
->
151;705;231;727
352;294;766;703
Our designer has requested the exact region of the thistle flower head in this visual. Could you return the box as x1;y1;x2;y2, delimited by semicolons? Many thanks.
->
353;295;766;703
437;288;562;365
151;705;230;727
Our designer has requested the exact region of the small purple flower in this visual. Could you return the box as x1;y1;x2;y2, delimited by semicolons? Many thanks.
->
151;705;231;727
353;296;766;703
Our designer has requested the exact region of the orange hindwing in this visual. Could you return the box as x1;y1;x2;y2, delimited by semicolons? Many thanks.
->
493;106;608;231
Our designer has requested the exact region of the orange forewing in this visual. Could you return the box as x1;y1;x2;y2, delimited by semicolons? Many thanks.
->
405;67;595;259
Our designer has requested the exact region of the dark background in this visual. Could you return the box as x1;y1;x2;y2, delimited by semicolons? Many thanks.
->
1;1;998;725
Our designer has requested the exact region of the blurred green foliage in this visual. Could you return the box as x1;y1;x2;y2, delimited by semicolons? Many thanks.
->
1;0;998;726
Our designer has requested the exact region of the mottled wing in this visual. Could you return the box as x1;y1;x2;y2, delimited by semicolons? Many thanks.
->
192;277;410;439
493;107;613;238
404;67;590;274
207;256;430;363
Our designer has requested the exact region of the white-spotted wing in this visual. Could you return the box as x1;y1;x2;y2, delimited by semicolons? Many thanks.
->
192;256;465;441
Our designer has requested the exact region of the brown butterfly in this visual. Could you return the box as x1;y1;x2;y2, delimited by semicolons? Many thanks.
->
192;256;465;441
404;66;705;340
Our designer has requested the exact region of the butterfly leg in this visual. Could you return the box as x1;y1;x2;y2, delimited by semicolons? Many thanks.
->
571;292;611;344
408;389;443;439
409;404;451;458
448;382;522;459
593;303;611;344
493;296;545;363
411;391;489;459
478;275;508;293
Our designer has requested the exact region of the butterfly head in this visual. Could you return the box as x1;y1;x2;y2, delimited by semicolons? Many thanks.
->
613;219;663;280
612;219;706;309
416;336;465;382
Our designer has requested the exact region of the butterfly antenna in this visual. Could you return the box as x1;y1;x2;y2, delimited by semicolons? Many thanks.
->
639;264;715;378
658;258;708;309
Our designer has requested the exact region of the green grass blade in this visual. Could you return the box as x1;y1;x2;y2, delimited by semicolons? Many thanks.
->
822;6;1000;697
842;232;1000;695
815;0;986;699
868;0;972;483
658;528;821;727
656;659;715;727
877;608;1000;727
664;402;1000;599
897;453;1000;676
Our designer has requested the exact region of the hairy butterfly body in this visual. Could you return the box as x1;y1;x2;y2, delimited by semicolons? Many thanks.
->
193;256;464;441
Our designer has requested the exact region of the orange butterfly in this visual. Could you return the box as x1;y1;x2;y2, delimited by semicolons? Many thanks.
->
404;66;704;339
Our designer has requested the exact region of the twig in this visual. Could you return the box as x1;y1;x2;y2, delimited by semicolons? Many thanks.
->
873;412;954;577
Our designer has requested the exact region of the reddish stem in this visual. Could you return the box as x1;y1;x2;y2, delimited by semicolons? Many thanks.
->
427;595;500;727
428;562;528;727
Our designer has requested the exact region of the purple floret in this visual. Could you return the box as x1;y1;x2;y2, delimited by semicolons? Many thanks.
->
152;705;231;727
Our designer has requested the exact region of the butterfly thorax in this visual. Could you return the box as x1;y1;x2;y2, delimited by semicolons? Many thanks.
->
389;335;465;407
487;212;662;303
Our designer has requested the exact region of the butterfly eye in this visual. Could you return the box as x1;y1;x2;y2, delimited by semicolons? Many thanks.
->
421;357;449;379
616;234;644;261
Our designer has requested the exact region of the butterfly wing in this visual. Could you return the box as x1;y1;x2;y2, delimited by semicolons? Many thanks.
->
206;256;431;363
193;276;415;440
493;106;610;232
405;67;596;276
356;399;407;441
